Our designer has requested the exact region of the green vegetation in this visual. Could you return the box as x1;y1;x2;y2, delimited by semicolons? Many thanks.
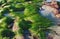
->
1;29;15;39
0;0;53;39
